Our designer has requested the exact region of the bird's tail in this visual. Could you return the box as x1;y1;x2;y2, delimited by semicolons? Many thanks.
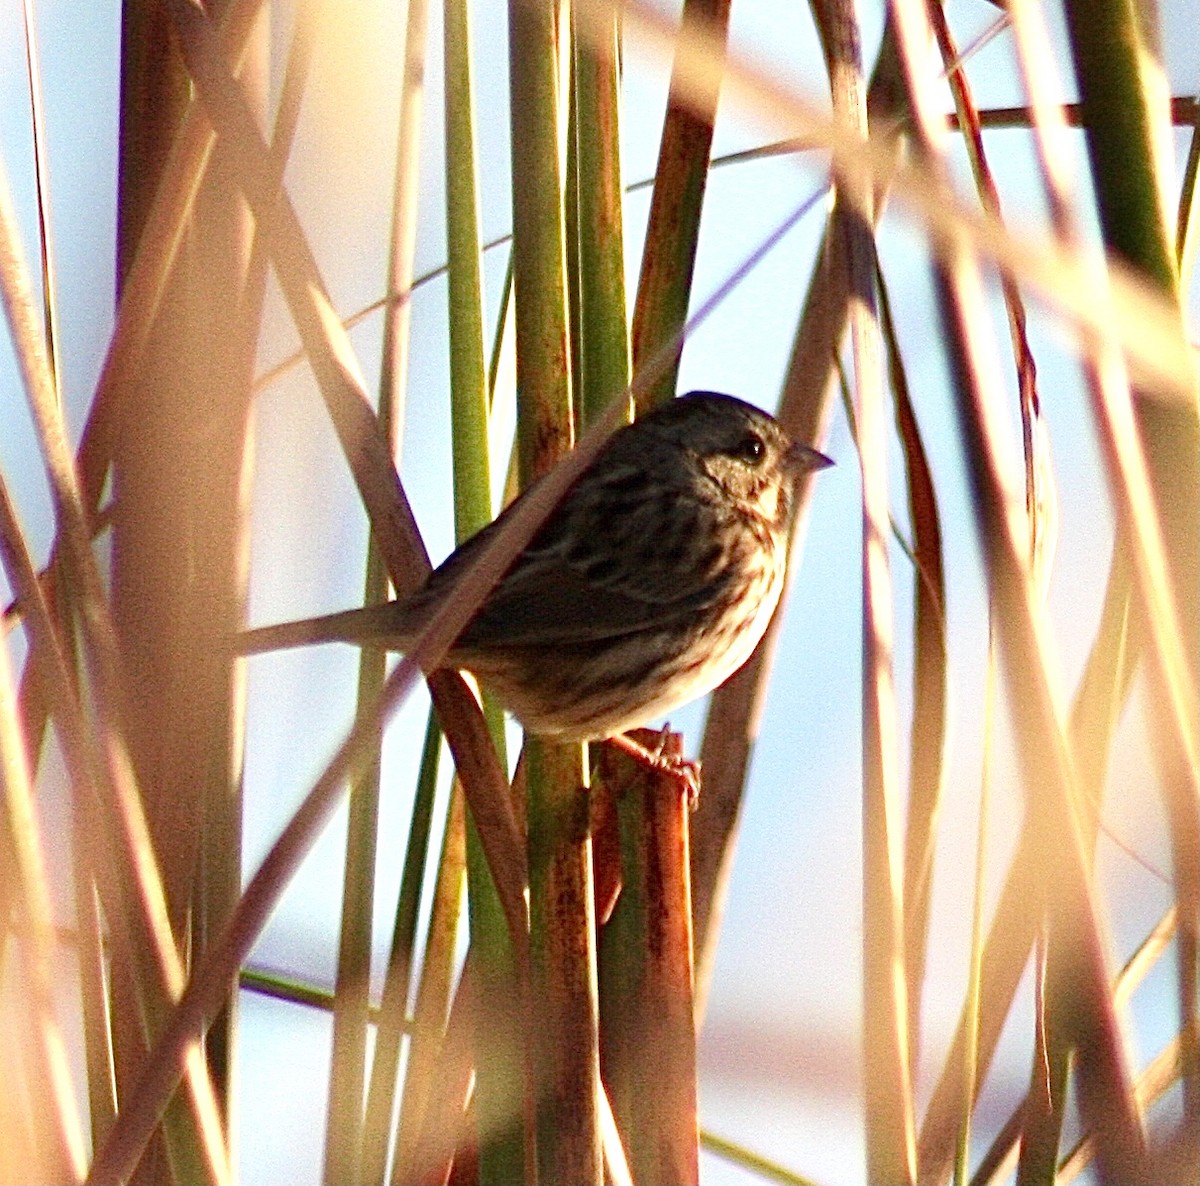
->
238;603;412;655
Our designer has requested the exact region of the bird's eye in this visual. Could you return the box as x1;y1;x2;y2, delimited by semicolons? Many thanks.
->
731;432;765;465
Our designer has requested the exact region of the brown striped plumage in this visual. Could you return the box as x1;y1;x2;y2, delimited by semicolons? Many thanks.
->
241;391;831;740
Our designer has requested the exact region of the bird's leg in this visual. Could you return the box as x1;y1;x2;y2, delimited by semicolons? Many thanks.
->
607;727;701;808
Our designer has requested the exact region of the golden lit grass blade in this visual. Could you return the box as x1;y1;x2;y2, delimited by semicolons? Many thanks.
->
0;153;230;1185
928;2;1053;587
0;588;85;1183
359;716;444;1183
971;904;1182;1185
937;251;1145;1180
597;734;700;1184
628;0;730;409
878;266;948;1076
953;645;994;1186
918;535;1140;1181
390;781;466;1177
1115;906;1178;1012
1008;0;1200;1163
1063;1;1200;1145
87;650;429;1183
195;6;303;1139
108;10;262;1166
0;495;117;1148
71;819;116;1146
1015;949;1070;1177
883;0;1146;1175
931;11;1070;1176
323;0;427;1171
689;16;910;1012
509;3;600;1181
602;0;1194;404
0;1013;38;1183
19;0;60;399
393;955;479;1184
922;857;1039;1184
3;471;205;1175
1009;0;1200;867
108;47;256;1137
811;2;914;1177
164;0;538;1020
597;1084;633;1186
84;0;267;484
318;392;380;1167
380;0;432;439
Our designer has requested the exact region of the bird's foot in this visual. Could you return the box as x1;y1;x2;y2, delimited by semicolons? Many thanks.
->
607;727;701;808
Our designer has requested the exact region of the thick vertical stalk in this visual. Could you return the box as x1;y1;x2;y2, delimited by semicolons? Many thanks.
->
629;0;730;409
571;2;631;427
509;3;600;1182
445;1;526;1182
112;3;262;1179
525;740;599;1184
599;734;699;1185
111;12;190;1181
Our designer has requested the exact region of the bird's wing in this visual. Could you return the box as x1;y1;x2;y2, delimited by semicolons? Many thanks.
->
453;464;734;647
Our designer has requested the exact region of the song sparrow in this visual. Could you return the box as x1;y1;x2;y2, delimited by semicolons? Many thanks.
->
241;391;831;741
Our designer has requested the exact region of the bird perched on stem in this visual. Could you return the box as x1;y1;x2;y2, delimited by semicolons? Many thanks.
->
241;391;831;742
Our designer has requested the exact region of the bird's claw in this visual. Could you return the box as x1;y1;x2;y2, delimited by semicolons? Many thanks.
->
608;727;701;809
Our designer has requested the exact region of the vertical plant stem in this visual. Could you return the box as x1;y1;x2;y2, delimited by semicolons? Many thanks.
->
813;0;915;1178
939;252;1146;1182
0;567;86;1182
879;263;948;1080
571;1;631;426
323;0;424;1169
629;0;730;409
113;3;265;1178
19;0;61;399
0;147;230;1185
599;734;699;1185
444;1;529;1182
361;716;443;1182
509;3;600;1182
1064;3;1200;1158
112;10;195;1181
954;643;993;1186
389;777;464;1178
690;18;908;1015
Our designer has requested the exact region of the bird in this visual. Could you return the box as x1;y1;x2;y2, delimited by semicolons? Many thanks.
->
240;391;832;743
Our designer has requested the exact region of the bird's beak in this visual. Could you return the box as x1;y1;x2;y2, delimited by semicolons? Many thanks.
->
787;443;835;474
